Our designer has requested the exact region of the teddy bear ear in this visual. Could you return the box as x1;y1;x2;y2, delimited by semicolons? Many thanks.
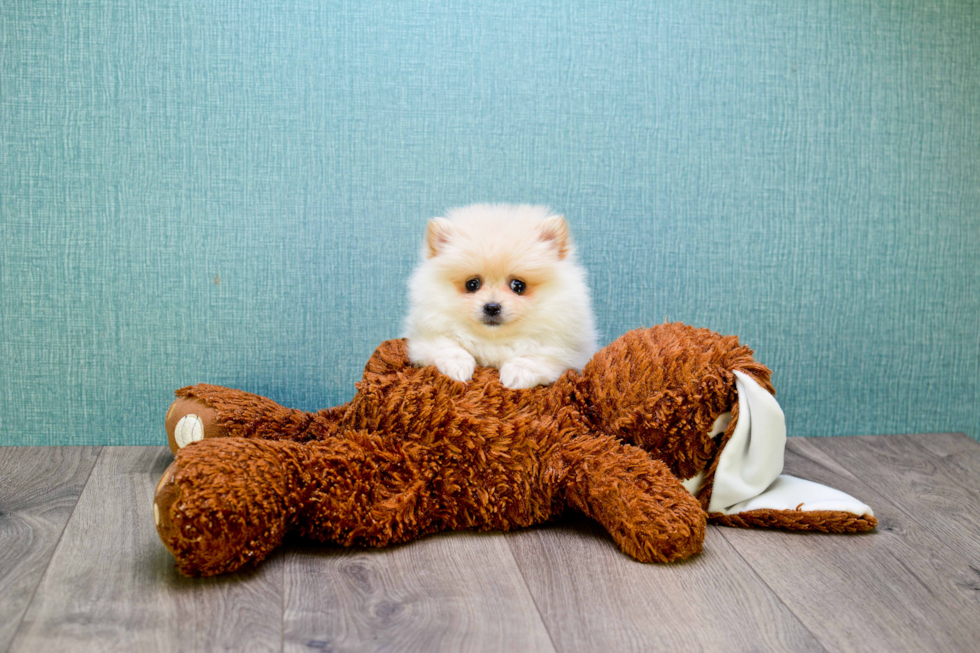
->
536;214;570;260
425;218;455;258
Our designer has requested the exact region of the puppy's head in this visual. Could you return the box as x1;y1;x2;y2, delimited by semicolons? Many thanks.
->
417;204;573;333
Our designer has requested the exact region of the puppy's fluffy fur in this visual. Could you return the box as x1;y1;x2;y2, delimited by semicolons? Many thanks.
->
404;204;597;389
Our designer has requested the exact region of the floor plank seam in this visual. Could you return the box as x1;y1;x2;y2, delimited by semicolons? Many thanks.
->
714;526;831;653
504;534;561;653
6;446;104;653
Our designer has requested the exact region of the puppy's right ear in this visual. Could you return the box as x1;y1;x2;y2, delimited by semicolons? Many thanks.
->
425;218;455;258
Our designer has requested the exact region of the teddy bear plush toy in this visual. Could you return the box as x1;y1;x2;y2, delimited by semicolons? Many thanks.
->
154;323;876;577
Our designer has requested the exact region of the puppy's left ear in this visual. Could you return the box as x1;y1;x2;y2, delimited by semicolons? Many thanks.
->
537;215;570;260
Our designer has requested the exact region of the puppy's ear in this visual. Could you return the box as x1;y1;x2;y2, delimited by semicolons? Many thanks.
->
425;218;455;258
536;215;570;260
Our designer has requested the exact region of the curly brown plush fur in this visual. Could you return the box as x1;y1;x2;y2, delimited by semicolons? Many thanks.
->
154;323;870;578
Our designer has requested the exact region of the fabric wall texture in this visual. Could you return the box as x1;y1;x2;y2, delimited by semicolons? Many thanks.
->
2;1;977;446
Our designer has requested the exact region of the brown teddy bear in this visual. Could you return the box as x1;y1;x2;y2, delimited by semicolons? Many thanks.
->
154;323;876;577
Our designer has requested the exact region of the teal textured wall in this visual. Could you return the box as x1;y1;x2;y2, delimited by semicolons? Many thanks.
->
2;1;978;445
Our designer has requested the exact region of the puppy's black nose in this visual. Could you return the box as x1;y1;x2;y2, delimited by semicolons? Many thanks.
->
483;303;502;317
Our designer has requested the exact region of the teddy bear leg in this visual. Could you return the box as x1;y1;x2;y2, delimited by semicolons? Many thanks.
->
154;437;319;576
165;393;228;453
165;383;345;454
154;434;435;576
561;434;707;563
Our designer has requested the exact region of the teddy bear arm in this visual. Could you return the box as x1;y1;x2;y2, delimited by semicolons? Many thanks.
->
559;434;707;563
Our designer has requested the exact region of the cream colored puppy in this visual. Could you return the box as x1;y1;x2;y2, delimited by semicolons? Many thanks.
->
404;204;597;389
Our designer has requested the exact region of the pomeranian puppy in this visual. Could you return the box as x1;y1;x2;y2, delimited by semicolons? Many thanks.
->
404;203;597;389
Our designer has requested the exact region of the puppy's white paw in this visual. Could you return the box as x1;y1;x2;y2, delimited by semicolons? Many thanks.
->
499;360;549;389
435;352;476;382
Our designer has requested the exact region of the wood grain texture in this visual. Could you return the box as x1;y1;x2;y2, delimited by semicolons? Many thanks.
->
807;433;980;563
507;515;824;652
8;447;284;652
0;446;101;651
283;531;555;653
716;436;980;653
906;431;980;458
887;432;980;479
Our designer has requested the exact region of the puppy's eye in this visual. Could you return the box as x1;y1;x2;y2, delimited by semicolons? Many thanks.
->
465;278;481;292
509;279;526;295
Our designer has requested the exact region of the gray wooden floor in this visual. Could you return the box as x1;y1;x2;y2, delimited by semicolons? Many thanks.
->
1;434;979;652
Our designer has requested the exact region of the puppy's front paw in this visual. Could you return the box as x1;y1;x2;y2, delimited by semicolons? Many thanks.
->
435;352;476;382
499;359;551;389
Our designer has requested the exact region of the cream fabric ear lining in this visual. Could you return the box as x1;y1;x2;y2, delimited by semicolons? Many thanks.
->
722;474;875;515
708;371;873;518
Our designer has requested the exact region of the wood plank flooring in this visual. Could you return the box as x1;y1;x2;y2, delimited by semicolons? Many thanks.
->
1;434;978;652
